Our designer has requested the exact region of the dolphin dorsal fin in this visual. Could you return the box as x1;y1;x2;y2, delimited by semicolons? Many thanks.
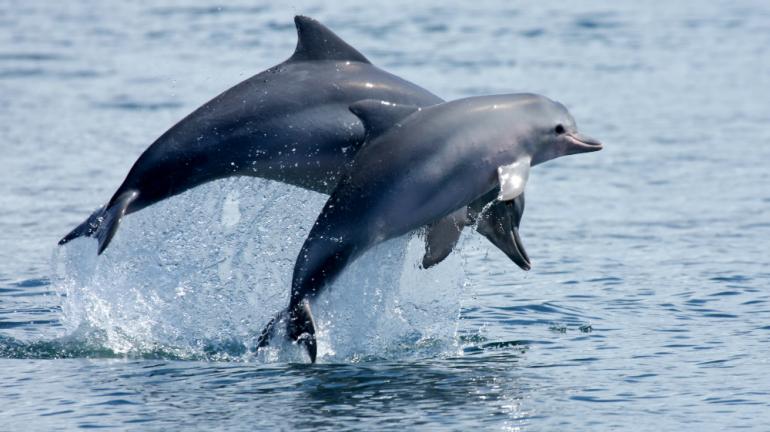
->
349;99;421;138
289;16;371;64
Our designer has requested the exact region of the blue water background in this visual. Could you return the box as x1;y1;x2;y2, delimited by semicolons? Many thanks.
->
1;0;770;430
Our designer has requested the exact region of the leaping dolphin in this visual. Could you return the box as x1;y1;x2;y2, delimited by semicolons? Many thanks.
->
258;94;603;362
58;15;527;271
59;16;441;253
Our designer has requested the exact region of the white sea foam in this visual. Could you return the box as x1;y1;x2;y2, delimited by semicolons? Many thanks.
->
54;178;466;362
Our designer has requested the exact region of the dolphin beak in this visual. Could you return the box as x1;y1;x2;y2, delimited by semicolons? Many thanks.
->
475;196;531;271
565;132;603;152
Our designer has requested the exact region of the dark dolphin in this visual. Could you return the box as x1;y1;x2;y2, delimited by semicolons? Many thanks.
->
58;16;444;254
258;94;603;362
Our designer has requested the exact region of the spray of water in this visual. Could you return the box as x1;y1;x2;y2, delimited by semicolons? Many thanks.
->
53;178;466;362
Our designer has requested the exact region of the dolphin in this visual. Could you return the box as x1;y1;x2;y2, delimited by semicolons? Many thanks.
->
258;94;603;362
58;16;444;254
57;15;528;272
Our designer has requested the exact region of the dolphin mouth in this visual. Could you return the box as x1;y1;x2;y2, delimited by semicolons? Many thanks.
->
566;132;603;151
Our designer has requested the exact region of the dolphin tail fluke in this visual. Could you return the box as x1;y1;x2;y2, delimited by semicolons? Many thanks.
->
58;190;138;255
255;299;317;363
58;206;105;245
288;299;317;363
255;313;279;349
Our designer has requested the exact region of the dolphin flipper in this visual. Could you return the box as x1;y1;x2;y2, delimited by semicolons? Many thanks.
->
422;207;468;268
59;190;138;254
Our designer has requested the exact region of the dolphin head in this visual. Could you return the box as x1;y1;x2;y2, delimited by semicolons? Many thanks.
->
463;94;603;270
513;95;603;166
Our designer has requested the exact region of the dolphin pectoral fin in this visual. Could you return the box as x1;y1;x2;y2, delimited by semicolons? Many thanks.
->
288;299;317;363
421;207;468;268
349;100;421;139
476;195;531;271
497;158;531;201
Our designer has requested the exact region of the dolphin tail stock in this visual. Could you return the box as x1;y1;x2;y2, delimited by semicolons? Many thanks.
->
261;208;359;363
58;190;138;255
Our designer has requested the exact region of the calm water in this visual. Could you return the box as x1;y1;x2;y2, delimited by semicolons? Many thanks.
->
2;0;770;430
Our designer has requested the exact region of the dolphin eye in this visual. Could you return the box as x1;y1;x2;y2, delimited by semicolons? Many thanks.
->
554;124;566;134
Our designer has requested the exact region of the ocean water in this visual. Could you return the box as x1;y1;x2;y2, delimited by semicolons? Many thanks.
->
2;0;770;430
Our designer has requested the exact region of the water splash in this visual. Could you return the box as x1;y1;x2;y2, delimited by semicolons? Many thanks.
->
53;178;466;362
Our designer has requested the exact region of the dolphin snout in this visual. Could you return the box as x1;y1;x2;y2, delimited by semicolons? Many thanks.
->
566;132;603;152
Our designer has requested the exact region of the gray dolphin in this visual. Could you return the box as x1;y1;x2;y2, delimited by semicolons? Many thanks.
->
258;94;603;362
57;15;527;271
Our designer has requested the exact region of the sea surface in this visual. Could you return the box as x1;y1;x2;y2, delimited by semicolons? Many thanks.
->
2;0;770;430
